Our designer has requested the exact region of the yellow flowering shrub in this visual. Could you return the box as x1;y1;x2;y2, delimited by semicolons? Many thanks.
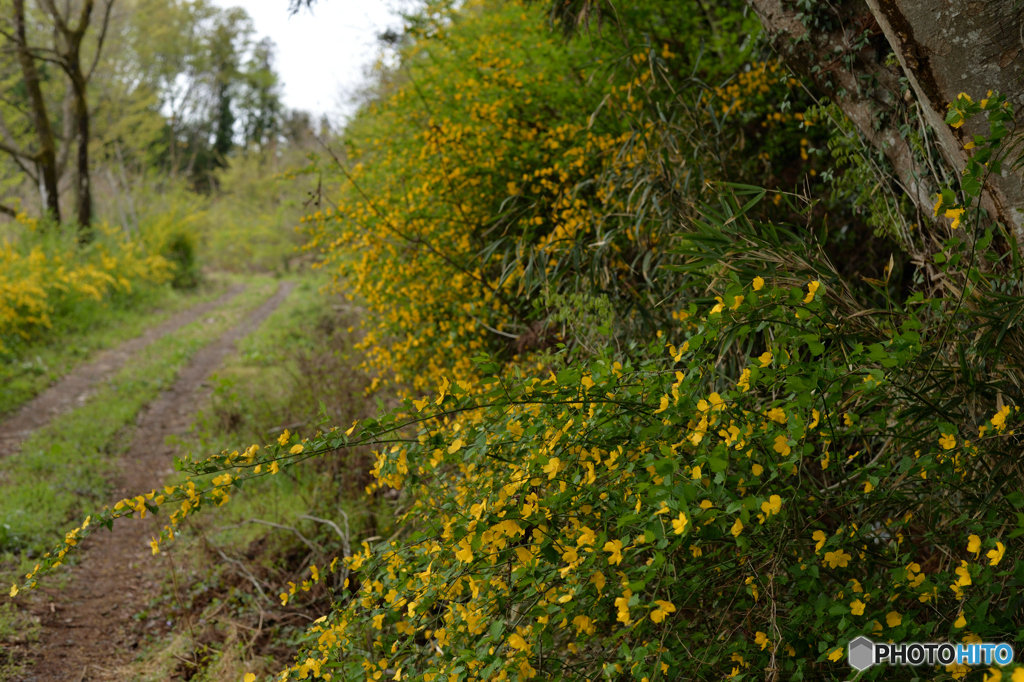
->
20;4;1024;682
0;218;172;354
21;171;1024;681
302;0;778;392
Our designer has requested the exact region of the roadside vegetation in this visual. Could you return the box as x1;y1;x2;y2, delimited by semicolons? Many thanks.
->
3;0;1024;680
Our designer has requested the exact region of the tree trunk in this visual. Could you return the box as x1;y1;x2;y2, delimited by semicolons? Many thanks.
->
47;0;97;239
11;0;61;223
69;68;93;238
748;0;1024;240
865;0;1024;236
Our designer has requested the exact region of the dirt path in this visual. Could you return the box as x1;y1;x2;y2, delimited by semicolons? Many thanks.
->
20;281;296;682
0;283;245;458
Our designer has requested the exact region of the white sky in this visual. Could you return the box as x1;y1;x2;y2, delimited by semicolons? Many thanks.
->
208;0;401;122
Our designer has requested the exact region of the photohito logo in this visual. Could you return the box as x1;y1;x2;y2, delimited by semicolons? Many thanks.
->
848;636;1014;671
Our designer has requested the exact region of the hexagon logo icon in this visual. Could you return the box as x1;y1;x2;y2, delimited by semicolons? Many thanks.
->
848;636;875;671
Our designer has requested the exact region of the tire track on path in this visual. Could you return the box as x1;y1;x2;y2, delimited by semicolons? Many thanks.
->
22;280;296;681
0;283;245;458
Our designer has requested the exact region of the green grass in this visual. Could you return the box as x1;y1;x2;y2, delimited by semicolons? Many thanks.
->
180;274;384;553
111;277;386;681
0;275;282;564
0;278;232;419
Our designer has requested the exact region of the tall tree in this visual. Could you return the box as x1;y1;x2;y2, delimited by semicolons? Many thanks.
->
0;0;114;235
37;0;115;235
237;37;282;151
1;0;63;222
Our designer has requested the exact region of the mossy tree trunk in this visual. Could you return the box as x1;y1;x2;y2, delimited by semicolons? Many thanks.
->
749;0;1024;239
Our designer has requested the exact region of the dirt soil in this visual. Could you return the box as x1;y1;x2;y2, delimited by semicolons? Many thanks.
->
0;283;244;458
17;280;295;681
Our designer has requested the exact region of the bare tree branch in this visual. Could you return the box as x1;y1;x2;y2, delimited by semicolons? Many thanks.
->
86;0;114;80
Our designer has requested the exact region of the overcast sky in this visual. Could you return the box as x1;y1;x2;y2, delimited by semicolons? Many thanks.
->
208;0;401;122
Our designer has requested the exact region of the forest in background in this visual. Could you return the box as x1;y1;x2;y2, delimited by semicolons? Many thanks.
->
3;0;1024;680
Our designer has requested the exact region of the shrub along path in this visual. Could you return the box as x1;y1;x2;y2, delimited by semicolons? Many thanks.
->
20;280;296;681
0;283;245;458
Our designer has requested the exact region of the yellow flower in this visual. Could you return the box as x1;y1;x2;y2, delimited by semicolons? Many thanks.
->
760;494;782;516
737;368;751;392
244;675;256;682
766;407;787;424
813;530;827;553
691;465;702;480
289;444;304;454
730;518;743;537
435;376;450;405
672;512;689;535
755;631;770;650
850;599;865;616
991;405;1011;431
455;537;474;563
604;539;624;565
543;457;561;479
773;435;791;457
886;611;902;627
650;600;676;623
954;612;966;628
448;438;464;454
654;394;670;413
730;295;744;310
823;550;851;568
753;276;764;291
987;541;1005;566
758;351;773;367
954;560;972;587
751;463;763;476
8;584;17;598
803;280;821;304
939;433;956;450
827;648;844;662
967;534;981;558
933;196;944;217
150;538;160;555
945;207;965;229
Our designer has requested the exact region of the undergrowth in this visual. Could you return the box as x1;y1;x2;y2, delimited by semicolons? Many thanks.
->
0;278;229;419
116;277;387;681
0;276;279;579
